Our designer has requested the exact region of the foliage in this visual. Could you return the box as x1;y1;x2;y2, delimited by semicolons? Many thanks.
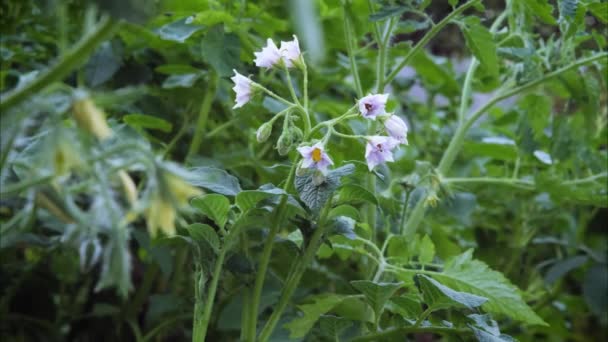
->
1;0;607;341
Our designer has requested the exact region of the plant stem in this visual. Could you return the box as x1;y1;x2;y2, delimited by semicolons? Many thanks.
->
402;52;608;237
413;306;434;327
247;161;299;341
351;326;471;341
445;177;535;190
257;202;333;342
343;4;363;97
187;73;218;161
254;84;295;107
0;16;119;113
193;246;228;341
283;66;301;106
383;0;481;88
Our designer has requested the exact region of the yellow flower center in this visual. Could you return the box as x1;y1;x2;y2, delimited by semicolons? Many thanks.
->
312;148;322;162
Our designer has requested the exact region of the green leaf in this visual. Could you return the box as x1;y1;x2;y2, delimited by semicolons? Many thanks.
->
433;249;547;326
559;0;578;20
318;315;353;340
583;263;608;317
156;17;205;43
588;2;608;23
191;194;230;229
295;164;355;214
369;6;408;22
191;10;235;27
185;167;242;196
155;64;201;75
337;184;378;205
201;25;240;77
544;255;588;285
516;0;557;25
386;294;422;319
162;73;202;89
464;137;518;161
460;16;499;81
328;204;360;221
284;294;348;338
186;223;220;254
330;216;357;240
123;114;173;132
416;274;488;312
467;314;516;342
350;280;402;319
419;235;435;265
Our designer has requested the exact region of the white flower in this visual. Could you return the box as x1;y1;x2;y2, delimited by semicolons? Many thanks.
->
254;38;281;68
231;70;253;109
358;93;389;119
365;136;400;171
297;142;334;174
279;35;301;68
384;114;409;144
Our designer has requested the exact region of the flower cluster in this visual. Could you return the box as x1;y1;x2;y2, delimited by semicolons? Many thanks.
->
231;35;409;174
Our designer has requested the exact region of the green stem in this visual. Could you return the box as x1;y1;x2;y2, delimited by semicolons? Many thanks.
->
563;172;608;185
0;175;54;196
283;65;301;106
402;52;608;237
143;314;191;342
248;161;299;341
445;177;535;190
0;16;119;113
254;84;295;107
351;326;470;341
383;0;481;88
128;263;159;319
257;202;333;342
343;4;363;97
413;306;434;328
187;73;218;160
193;246;228;341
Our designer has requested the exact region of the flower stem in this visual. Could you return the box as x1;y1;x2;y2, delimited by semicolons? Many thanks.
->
343;4;363;97
283;65;301;106
382;0;481;88
248;160;299;341
0;15;119;113
257;201;333;342
187;73;218;161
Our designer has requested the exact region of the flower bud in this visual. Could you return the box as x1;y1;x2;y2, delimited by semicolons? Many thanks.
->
72;95;112;140
256;122;273;143
277;131;292;156
383;114;408;144
290;126;304;145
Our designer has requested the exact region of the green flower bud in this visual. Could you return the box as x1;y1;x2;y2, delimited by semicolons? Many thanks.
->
256;122;273;143
277;131;292;156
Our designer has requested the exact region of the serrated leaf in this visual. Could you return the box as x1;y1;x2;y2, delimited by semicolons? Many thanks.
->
191;194;230;228
432;249;547;326
588;2;608;23
185;167;241;196
516;0;557;25
187;223;220;254
295;164;355;213
350;280;402;319
416;274;488;312
337;184;378;205
419;235;436;265
201;25;240;77
559;0;578;20
460;16;499;81
468;314;516;342
284;294;348;338
386;294;422;319
123;114;173;132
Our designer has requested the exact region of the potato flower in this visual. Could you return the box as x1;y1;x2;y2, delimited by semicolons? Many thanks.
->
358;93;389;119
365;136;399;171
297;142;333;174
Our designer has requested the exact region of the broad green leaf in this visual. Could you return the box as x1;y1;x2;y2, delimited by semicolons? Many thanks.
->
156;17;205;43
433;249;547;325
467;314;516;342
201;25;240;77
318;315;353;340
464;137;518;161
295;164;355;213
337;184;378;205
583;263;608;317
419;235;435;265
191;194;230;228
386;294;422;319
416;274;488;311
185;167;242;196
516;0;557;25
460;16;499;81
588;2;608;23
330;216;356;240
186;223;220;254
328;204;360;221
544;255;588;285
284;294;348;338
84;42;122;87
123;114;173;132
191;10;235;27
350;280;402;319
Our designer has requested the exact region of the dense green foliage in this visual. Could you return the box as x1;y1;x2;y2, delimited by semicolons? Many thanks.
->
1;0;607;341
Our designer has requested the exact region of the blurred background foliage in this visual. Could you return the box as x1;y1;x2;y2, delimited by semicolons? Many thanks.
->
0;0;607;341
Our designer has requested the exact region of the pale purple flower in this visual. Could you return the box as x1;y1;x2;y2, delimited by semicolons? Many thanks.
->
365;136;399;171
231;70;252;108
358;93;389;119
279;35;301;68
254;38;281;68
297;142;333;173
384;114;409;144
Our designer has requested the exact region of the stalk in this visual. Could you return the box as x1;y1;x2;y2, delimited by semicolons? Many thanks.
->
192;247;227;341
187;73;218;160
